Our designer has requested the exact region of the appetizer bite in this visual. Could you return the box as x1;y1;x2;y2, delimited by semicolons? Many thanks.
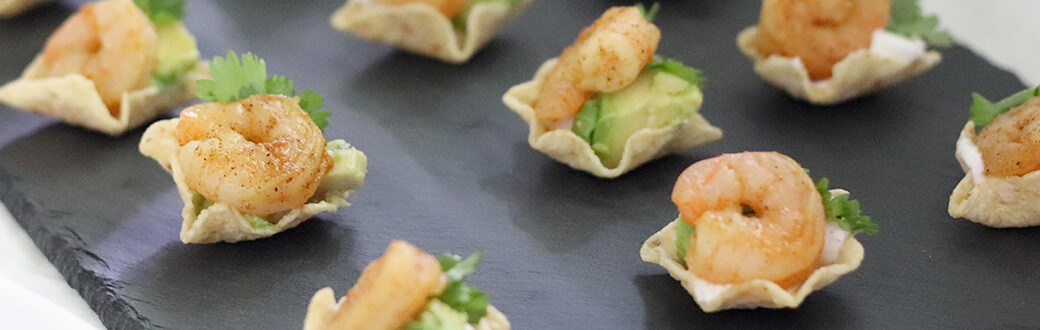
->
950;86;1040;227
503;5;722;178
0;0;205;136
737;0;949;105
139;51;366;244
0;0;52;18
640;152;876;311
304;241;509;330
330;0;533;63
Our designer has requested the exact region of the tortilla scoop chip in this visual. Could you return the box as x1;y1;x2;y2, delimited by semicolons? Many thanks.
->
0;0;53;18
138;119;367;244
502;58;723;178
737;27;941;105
305;287;510;330
330;0;532;63
640;199;864;312
949;121;1040;227
0;57;208;136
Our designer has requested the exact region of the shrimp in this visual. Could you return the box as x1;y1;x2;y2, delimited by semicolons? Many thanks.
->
328;241;447;329
380;0;467;18
974;97;1040;177
175;94;333;216
533;6;661;122
756;0;891;81
672;152;825;288
34;0;158;116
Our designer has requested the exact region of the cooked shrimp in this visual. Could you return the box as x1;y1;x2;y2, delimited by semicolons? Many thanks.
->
672;152;825;288
35;0;158;115
175;94;333;216
328;241;447;329
974;97;1040;177
756;0;891;80
380;0;467;17
533;6;660;122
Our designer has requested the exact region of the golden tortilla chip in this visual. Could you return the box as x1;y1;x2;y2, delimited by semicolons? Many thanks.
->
640;192;864;312
0;0;52;18
330;0;532;63
305;287;509;330
0;57;207;136
139;119;367;244
949;121;1040;227
737;27;941;105
503;58;723;178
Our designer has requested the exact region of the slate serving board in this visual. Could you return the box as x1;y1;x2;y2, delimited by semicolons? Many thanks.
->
2;0;1038;329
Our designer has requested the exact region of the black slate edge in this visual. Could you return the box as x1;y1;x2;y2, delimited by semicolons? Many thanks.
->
0;168;153;330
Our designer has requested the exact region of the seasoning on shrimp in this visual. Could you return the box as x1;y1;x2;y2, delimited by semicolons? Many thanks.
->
756;0;891;81
138;51;366;243
532;6;660;122
0;0;203;135
304;241;510;330
672;152;825;287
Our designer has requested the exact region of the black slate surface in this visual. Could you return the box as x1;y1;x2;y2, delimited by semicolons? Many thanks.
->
2;0;1038;329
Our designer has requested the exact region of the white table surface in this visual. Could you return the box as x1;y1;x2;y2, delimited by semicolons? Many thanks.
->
1;1;1038;328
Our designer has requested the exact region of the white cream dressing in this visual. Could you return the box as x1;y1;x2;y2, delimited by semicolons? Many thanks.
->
869;29;927;62
689;222;851;302
956;129;986;181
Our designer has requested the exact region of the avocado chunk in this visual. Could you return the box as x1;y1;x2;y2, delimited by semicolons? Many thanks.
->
406;299;470;330
313;140;368;205
571;62;703;168
153;22;199;88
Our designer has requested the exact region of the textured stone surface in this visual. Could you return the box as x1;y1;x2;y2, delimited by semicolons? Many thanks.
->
1;0;1039;328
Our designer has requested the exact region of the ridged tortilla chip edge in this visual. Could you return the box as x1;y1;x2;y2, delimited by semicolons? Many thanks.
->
640;193;865;312
736;26;941;106
330;0;533;63
139;119;367;244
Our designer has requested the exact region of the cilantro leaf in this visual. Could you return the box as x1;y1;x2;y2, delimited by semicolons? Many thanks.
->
196;51;330;129
264;76;295;97
571;97;602;142
885;0;953;48
133;0;185;26
648;57;705;88
675;216;693;264
196;51;267;102
815;177;878;236
436;251;490;324
635;3;661;22
970;85;1040;129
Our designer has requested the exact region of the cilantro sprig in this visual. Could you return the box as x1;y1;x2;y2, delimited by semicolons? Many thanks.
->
635;2;661;22
436;250;490;324
195;51;329;129
133;0;185;26
815;177;878;236
648;57;705;88
885;0;953;48
970;85;1040;129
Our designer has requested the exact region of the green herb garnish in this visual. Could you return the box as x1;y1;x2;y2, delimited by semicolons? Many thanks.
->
436;251;490;324
635;3;660;22
675;216;693;264
648;57;705;88
195;51;329;129
885;0;953;48
815;177;878;236
970;85;1040;128
133;0;185;26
